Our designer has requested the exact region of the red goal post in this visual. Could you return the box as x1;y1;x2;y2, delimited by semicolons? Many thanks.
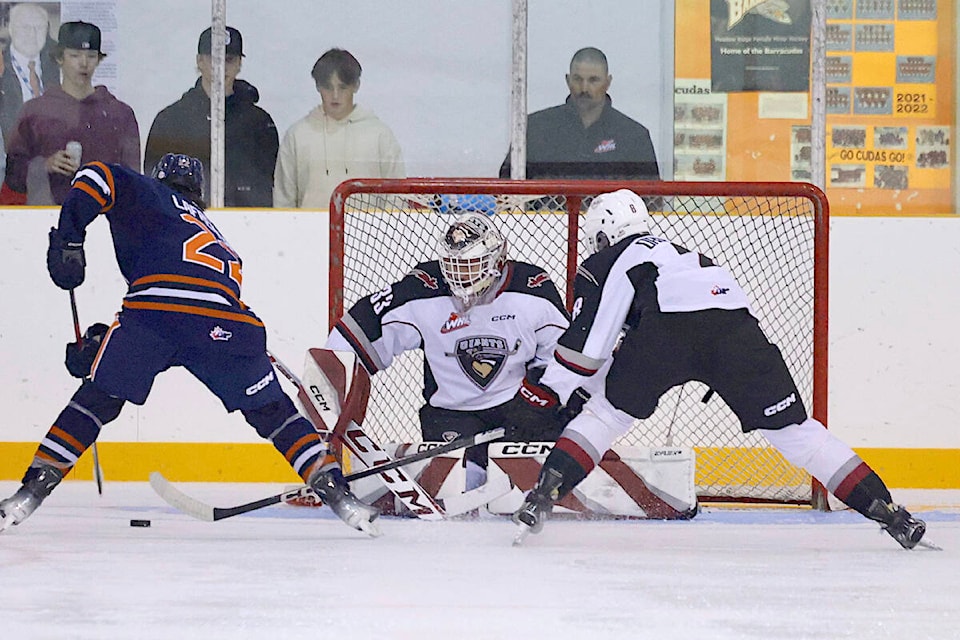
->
330;179;829;506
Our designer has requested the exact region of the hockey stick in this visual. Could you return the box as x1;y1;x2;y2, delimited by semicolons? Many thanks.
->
70;289;104;495
150;427;506;522
268;350;451;520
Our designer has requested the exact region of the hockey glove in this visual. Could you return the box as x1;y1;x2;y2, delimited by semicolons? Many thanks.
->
65;323;109;378
558;387;590;425
46;227;86;290
505;377;564;441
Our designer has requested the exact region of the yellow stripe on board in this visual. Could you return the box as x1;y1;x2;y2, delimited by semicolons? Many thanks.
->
0;442;957;488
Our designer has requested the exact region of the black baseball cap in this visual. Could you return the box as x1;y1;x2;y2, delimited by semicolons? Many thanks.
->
198;26;244;57
59;21;104;55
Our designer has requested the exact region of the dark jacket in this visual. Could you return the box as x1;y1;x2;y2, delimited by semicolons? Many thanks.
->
144;79;278;207
0;39;60;146
500;95;660;181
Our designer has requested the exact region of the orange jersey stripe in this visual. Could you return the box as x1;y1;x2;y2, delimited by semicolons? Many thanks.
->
122;300;263;326
88;161;116;212
74;180;107;207
131;273;241;302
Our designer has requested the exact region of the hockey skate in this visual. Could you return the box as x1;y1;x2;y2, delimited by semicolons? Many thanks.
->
511;467;563;545
866;499;927;550
309;468;382;537
0;464;64;533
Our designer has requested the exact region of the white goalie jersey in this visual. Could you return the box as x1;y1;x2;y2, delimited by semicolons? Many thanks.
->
326;260;569;411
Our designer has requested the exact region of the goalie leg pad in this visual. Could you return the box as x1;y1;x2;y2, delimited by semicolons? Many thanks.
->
299;348;371;435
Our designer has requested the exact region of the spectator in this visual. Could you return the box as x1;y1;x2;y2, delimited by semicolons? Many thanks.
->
499;47;660;182
0;3;59;146
144;26;278;208
0;20;140;205
274;48;404;209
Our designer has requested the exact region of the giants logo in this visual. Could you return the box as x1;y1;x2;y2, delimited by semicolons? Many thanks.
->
527;272;550;288
440;312;470;334
410;268;439;290
453;335;511;389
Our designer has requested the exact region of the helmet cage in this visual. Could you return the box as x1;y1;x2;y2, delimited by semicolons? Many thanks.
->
438;213;507;305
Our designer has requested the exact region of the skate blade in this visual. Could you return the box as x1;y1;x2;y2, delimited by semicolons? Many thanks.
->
0;513;15;533
512;522;532;546
917;538;942;551
358;518;383;538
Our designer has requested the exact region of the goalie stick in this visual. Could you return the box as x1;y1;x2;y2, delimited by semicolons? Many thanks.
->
269;349;486;520
150;427;507;522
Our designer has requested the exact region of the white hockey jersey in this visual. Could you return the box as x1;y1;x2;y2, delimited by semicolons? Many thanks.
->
541;233;753;402
326;260;569;411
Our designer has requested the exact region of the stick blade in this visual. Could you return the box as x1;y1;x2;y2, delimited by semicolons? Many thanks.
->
149;472;215;522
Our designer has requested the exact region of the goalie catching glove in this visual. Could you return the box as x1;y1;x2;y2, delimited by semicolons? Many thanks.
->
46;228;86;290
65;323;109;378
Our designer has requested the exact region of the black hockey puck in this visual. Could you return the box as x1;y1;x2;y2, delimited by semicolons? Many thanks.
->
130;519;151;527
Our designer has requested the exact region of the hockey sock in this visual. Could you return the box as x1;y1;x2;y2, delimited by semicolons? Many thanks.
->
244;397;331;481
831;464;893;517
542;438;592;498
30;380;124;478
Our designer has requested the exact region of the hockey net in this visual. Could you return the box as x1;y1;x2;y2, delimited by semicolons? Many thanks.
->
330;179;828;506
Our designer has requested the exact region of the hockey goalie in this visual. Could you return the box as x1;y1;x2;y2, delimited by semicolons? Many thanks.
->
294;211;697;520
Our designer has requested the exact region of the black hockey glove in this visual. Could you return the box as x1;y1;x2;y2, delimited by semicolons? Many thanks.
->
505;377;564;441
558;387;590;425
65;323;109;378
46;227;86;290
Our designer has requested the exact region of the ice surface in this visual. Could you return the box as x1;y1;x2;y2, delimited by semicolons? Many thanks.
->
1;481;958;640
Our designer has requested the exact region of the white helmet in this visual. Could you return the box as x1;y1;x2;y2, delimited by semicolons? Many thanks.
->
582;189;652;253
438;213;508;306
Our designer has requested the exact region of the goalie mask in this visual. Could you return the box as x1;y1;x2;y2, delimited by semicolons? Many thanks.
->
582;189;652;254
438;213;508;307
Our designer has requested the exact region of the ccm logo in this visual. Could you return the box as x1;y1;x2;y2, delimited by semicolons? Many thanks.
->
245;370;275;396
309;385;332;412
500;443;554;456
491;315;515;321
763;393;797;416
519;386;551;407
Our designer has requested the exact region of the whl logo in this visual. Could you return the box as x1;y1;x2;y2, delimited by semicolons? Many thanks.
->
440;312;470;334
594;139;616;153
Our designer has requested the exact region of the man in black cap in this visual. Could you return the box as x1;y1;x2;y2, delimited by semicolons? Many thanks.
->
144;25;278;207
0;20;140;205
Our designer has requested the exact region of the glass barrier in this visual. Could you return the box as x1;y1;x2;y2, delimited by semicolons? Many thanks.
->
0;0;954;214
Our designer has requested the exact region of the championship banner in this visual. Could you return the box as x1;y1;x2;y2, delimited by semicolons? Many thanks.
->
710;0;812;92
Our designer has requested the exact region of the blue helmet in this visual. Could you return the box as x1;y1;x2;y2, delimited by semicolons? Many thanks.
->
151;153;204;200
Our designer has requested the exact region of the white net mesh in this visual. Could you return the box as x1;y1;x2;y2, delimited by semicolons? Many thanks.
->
331;180;826;504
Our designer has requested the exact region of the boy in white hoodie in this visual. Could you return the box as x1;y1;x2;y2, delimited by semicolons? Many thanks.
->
273;48;405;209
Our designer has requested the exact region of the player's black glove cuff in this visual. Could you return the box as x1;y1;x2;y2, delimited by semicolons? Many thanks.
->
47;227;86;290
558;387;590;424
65;322;109;378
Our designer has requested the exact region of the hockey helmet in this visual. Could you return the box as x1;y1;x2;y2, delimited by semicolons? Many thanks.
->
151;153;204;201
582;189;652;254
438;212;508;306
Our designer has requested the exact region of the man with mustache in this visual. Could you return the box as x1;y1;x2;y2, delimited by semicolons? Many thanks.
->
499;47;660;183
